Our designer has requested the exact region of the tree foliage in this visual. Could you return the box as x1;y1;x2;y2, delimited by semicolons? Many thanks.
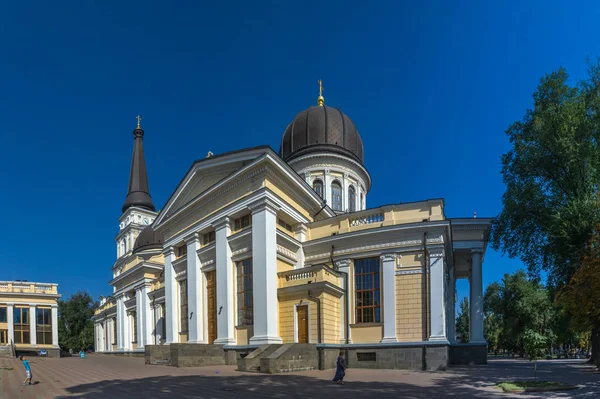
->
456;297;470;343
58;291;97;353
491;61;600;365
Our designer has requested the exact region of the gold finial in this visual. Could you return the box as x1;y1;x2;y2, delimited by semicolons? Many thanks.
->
317;79;324;106
136;115;142;129
474;211;477;219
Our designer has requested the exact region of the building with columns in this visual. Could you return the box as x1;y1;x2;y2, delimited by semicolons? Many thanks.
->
94;92;491;370
0;281;60;358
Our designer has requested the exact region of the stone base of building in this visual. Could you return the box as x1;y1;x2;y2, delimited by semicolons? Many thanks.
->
13;347;60;358
98;350;145;357
145;344;254;367
320;342;450;371
449;342;488;365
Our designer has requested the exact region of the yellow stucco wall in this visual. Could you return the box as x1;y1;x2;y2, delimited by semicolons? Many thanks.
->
350;325;383;343
0;296;58;305
264;179;312;220
396;271;425;341
277;259;293;273
321;292;340;344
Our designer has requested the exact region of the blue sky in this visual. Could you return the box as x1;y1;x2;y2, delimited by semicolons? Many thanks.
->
1;1;599;305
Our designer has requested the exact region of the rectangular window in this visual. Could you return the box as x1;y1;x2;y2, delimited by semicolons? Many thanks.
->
0;329;7;344
113;318;117;344
0;306;6;323
203;230;216;245
354;257;381;323
35;308;52;345
179;279;188;333
357;352;377;361
13;307;30;344
278;219;293;232
131;312;137;343
236;258;253;326
177;245;187;257
234;214;252;231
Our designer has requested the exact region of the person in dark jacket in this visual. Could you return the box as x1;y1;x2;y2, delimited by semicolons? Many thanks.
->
333;351;346;384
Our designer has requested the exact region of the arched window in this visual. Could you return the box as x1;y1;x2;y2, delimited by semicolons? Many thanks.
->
348;186;356;212
313;179;324;198
331;181;342;211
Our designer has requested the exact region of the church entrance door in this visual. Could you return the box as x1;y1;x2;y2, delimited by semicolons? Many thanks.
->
297;305;309;343
206;270;217;344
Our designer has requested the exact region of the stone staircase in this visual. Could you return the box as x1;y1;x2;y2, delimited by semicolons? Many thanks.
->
237;344;283;372
0;342;16;358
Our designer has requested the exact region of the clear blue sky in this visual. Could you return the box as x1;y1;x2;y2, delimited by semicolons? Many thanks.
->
1;1;599;305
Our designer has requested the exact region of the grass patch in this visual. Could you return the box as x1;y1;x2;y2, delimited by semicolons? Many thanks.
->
496;380;576;393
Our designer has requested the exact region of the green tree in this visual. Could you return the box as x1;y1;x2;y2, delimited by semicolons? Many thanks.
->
491;62;600;366
484;270;553;356
484;313;502;353
523;329;548;378
456;297;470;343
58;291;97;353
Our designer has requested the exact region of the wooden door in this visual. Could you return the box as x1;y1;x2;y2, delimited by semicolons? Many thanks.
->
206;271;217;344
297;305;309;343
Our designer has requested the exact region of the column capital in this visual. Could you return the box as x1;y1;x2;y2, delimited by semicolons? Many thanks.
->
163;246;176;257
428;247;445;258
380;253;400;263
471;248;484;255
343;172;349;179
212;216;230;230
293;223;308;235
184;232;201;245
249;197;280;215
325;169;331;176
335;259;352;268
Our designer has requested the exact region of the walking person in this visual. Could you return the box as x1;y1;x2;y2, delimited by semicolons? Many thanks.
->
19;355;33;386
332;351;346;384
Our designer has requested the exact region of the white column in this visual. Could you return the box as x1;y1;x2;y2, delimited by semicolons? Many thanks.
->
143;287;153;347
324;169;332;208
429;247;447;341
249;198;283;345
335;260;352;344
294;224;307;269
470;249;485;343
448;266;456;342
380;254;398;343
29;305;37;346
342;173;349;212
135;289;144;349
7;304;14;345
186;233;204;343
51;305;58;347
164;247;178;344
214;217;235;345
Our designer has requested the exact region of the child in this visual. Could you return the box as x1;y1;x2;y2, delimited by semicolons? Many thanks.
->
19;355;32;386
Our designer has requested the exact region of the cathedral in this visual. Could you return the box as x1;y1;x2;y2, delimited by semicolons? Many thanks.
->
92;88;490;371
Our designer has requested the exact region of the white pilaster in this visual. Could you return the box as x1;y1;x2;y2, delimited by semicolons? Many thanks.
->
186;233;205;343
164;247;178;344
214;217;235;345
116;296;125;349
448;266;456;342
294;224;308;269
51;305;58;347
7;304;13;345
324;169;332;207
470;249;485;343
428;247;447;341
380;254;398;343
143;287;153;347
335;260;352;344
249;198;283;345
342;173;349;212
29;305;37;346
135;289;144;349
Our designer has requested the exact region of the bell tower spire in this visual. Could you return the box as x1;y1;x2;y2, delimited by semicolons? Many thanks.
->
122;116;156;213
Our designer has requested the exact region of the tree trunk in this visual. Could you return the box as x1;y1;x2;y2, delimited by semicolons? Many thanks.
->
590;327;600;367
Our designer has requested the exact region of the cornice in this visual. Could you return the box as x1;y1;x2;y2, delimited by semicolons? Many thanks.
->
249;197;280;215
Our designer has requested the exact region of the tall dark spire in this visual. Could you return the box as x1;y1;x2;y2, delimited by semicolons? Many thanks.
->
122;116;156;213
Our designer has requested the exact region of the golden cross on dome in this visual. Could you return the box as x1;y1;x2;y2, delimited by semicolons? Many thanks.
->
318;79;324;97
136;115;142;129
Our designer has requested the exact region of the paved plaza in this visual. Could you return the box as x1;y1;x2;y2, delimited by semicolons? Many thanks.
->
0;355;599;398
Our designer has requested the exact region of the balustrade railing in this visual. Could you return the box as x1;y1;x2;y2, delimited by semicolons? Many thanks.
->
349;212;385;227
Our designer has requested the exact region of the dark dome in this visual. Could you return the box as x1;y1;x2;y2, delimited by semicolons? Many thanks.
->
279;105;364;164
133;224;163;253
